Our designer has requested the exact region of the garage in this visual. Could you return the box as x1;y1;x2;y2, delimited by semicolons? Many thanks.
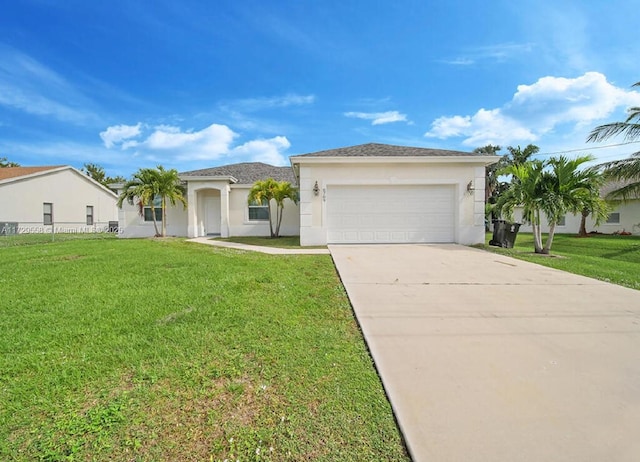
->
290;143;496;247
326;184;455;243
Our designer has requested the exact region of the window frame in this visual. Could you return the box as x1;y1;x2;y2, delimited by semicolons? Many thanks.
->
43;202;53;225
247;198;270;221
86;205;94;225
143;196;163;222
606;212;620;224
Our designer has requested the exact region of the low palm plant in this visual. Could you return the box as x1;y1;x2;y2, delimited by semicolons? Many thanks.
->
496;155;608;254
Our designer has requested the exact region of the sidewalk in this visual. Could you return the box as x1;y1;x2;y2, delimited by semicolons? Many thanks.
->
186;237;330;255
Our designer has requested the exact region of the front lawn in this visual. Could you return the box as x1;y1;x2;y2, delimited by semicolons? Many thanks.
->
0;239;408;461
479;233;640;290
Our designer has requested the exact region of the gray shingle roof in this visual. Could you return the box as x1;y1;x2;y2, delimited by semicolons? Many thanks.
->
180;162;296;184
291;143;476;158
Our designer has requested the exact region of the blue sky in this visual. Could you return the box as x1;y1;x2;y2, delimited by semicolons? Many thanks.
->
1;0;639;177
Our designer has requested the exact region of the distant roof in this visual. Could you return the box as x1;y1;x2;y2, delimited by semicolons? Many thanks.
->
0;166;64;181
291;143;477;158
180;162;295;184
601;179;640;200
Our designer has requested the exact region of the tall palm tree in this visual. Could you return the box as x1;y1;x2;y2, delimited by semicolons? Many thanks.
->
587;80;640;201
474;144;505;201
117;166;186;237
506;144;540;167
497;155;608;254
496;160;548;253
154;166;187;237
117;168;162;236
272;181;298;237
247;178;297;238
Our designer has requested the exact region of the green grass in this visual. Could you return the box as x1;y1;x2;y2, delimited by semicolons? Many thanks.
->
214;235;326;249
0;232;117;248
0;238;408;461
478;233;640;290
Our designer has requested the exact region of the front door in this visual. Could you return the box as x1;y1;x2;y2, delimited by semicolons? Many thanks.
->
203;194;221;235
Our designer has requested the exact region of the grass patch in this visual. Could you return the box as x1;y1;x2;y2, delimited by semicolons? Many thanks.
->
0;232;117;248
478;233;640;290
214;235;326;249
0;239;408;461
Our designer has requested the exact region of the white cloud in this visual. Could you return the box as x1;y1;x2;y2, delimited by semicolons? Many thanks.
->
231;136;291;166
227;93;315;112
425;72;640;147
441;42;534;66
99;123;142;148
99;122;291;166
344;110;409;125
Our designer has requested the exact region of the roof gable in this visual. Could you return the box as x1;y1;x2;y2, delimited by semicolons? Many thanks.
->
0;166;65;181
180;162;296;184
0;165;118;198
291;143;476;158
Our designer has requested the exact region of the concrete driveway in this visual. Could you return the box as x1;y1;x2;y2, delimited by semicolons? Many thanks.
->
329;244;640;462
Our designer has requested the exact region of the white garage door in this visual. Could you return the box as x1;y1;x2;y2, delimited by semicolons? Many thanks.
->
327;184;455;244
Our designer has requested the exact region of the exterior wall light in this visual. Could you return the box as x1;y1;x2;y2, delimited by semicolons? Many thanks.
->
313;181;320;196
466;181;475;193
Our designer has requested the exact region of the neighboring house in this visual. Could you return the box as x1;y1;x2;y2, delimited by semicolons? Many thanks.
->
113;162;299;238
0;166;118;234
114;143;497;245
512;181;640;235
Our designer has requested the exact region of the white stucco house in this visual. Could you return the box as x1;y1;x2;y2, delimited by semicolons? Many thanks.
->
511;181;640;235
0;166;118;235
114;143;497;245
113;162;299;238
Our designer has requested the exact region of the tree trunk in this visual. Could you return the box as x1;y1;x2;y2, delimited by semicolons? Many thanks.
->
543;223;556;254
274;204;283;238
161;196;167;237
267;200;275;238
578;209;589;237
532;210;544;253
150;205;160;237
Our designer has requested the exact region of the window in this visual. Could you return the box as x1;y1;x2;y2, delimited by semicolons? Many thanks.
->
86;205;94;225
557;215;566;226
606;212;620;224
143;196;163;222
248;198;269;221
43;202;53;225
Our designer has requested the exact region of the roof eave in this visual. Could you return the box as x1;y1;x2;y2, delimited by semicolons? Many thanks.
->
178;175;239;183
290;155;499;165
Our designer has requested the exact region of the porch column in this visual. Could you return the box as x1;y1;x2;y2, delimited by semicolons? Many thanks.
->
220;185;230;237
187;187;197;238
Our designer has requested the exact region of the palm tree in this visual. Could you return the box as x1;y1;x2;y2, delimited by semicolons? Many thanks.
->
272;181;298;237
154;166;187;237
117;168;161;236
247;178;297;238
474;144;505;201
506;144;540;167
546;157;609;241
497;155;608;254
587;80;640;201
117;166;186;237
496;160;548;253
